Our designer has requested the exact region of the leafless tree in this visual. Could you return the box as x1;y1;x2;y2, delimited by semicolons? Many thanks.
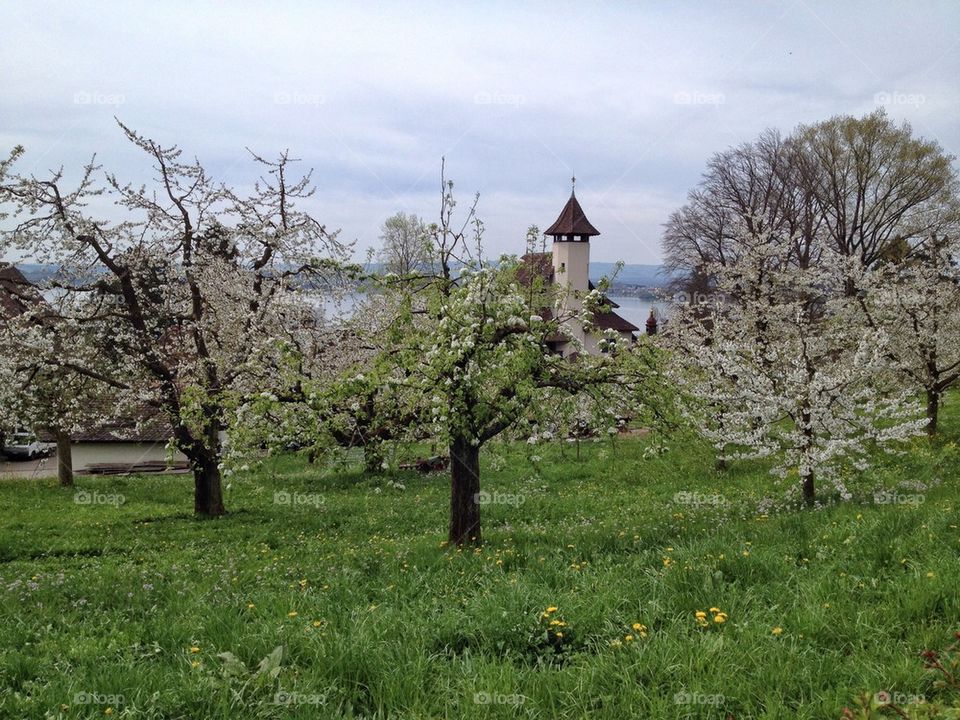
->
663;110;956;295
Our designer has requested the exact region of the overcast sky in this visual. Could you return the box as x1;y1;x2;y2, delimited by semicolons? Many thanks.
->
2;0;958;264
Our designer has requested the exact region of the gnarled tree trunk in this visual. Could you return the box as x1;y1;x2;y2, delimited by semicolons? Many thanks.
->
449;434;481;546
193;458;226;517
193;450;225;517
177;420;226;517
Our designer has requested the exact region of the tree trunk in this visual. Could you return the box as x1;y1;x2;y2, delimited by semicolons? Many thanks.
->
801;407;815;507
843;275;857;298
55;429;73;487
801;469;815;508
193;451;225;517
926;388;940;437
449;434;481;546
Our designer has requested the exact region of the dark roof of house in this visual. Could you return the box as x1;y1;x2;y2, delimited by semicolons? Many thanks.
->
593;310;639;333
545;192;600;237
71;424;173;443
517;252;554;286
0;264;42;320
38;405;177;444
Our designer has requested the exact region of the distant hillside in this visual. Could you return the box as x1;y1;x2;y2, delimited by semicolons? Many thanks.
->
9;264;60;285
590;263;675;288
9;261;679;290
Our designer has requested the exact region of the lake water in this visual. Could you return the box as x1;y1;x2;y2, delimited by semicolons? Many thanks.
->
321;293;670;332
607;296;671;330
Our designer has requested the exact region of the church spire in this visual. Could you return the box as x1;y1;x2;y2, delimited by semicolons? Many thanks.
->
545;181;600;241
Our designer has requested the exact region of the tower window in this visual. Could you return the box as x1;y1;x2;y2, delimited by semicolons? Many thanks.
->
560;262;566;273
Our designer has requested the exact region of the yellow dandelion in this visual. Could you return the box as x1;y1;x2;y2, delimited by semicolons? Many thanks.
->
714;613;727;624
709;607;721;613
631;623;644;631
546;606;558;614
287;611;298;618
189;646;200;654
695;611;707;619
554;632;564;638
191;660;201;668
771;627;783;636
624;634;634;642
246;603;255;609
104;709;114;716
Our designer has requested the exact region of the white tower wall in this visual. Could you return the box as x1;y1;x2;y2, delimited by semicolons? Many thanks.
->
552;240;590;296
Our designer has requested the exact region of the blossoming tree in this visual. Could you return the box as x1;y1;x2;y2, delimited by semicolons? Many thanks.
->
227;291;415;474
665;228;926;506
0;126;352;515
349;172;674;545
0;289;123;486
855;231;960;435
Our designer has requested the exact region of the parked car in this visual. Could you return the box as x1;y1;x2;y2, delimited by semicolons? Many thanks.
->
3;431;56;460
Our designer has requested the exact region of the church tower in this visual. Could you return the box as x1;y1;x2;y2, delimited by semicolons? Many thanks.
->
519;179;636;357
545;177;599;304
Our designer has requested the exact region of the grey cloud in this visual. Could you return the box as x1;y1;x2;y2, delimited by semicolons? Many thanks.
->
1;0;957;263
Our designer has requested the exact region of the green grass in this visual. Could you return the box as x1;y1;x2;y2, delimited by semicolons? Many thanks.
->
1;401;959;719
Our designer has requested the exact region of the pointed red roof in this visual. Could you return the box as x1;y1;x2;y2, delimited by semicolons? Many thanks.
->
545;192;600;237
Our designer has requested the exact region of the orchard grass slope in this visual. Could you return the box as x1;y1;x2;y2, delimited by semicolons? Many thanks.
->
1;398;958;718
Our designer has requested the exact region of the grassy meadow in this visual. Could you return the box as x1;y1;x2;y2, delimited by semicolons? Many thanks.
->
1;399;959;719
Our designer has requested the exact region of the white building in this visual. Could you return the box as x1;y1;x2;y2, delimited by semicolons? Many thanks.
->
522;186;638;357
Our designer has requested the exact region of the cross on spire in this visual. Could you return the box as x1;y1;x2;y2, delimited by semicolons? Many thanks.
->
571;174;576;197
